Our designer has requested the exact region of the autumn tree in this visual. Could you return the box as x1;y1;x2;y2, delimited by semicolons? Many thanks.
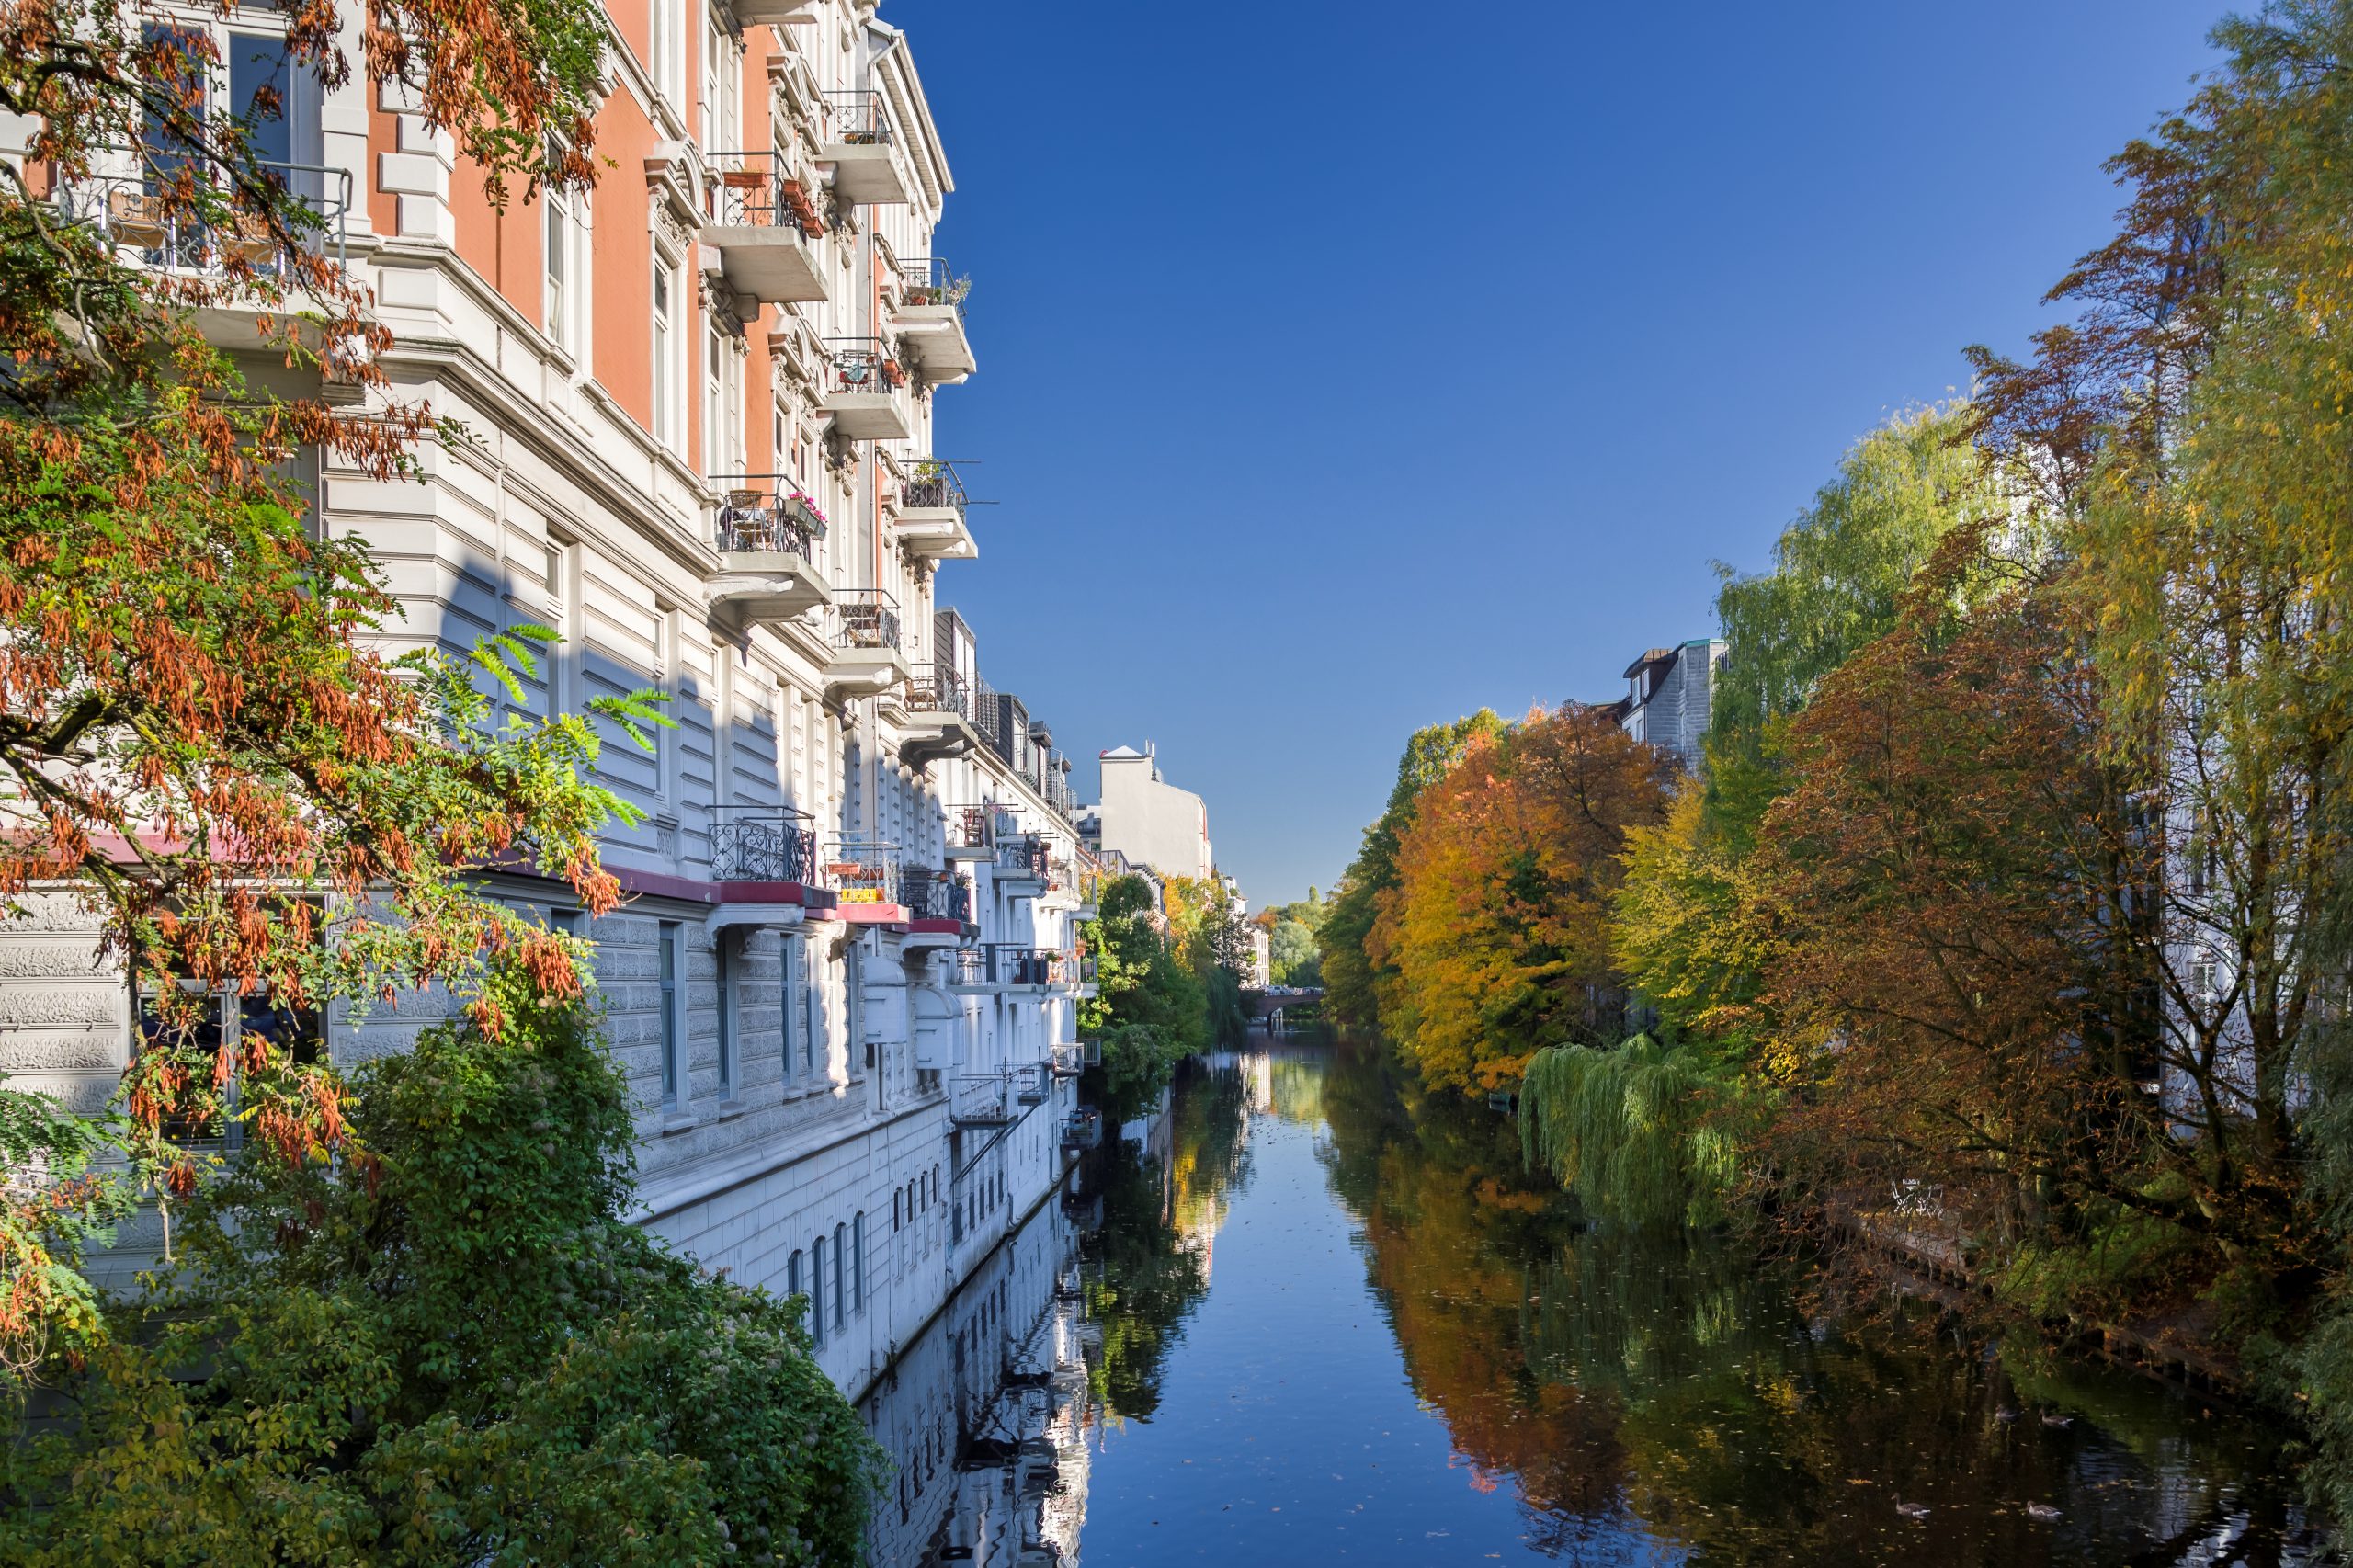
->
0;0;620;1377
1322;711;1506;1034
1374;706;1673;1095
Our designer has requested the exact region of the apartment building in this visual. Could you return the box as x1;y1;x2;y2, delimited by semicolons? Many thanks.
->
1096;742;1216;884
1619;640;1728;773
11;0;1109;1405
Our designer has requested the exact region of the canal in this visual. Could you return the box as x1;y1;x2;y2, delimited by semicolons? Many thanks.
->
864;1039;2322;1565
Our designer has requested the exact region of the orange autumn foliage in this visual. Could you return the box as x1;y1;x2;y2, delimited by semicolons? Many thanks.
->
1373;705;1675;1095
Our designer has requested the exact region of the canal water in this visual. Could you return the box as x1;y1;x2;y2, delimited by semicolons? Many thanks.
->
864;1039;2323;1566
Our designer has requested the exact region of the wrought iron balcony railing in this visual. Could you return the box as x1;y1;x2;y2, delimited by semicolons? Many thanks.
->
1049;1040;1084;1078
945;946;992;986
824;89;895;146
824;335;906;394
834;589;902;652
897;257;970;312
710;806;818;884
712;474;827;558
898;866;972;923
906;662;969;716
897;460;967;515
824;838;899;906
62;161;354;278
702;150;824;235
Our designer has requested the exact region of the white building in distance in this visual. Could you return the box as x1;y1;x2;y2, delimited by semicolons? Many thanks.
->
1096;744;1214;885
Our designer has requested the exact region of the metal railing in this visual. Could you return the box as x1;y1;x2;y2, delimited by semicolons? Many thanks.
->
62;160;355;278
971;677;1001;745
952;1073;1012;1126
898;866;972;923
824;838;899;905
710;806;818;883
824;335;905;393
834;589;902;652
997;947;1080;987
712;475;826;559
1049;1040;1084;1078
824;89;895;146
702;150;823;234
896;257;970;312
945;946;993;986
945;804;992;851
897;460;967;514
1060;1108;1101;1150
995;833;1049;881
905;662;969;716
1013;1062;1050;1106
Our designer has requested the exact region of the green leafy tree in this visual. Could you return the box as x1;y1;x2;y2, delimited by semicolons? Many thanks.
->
1269;919;1320;986
0;960;881;1563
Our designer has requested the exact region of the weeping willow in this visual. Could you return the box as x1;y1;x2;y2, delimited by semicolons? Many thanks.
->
1519;1034;1740;1230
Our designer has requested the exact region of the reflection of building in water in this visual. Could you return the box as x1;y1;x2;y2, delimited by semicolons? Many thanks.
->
863;1178;1096;1566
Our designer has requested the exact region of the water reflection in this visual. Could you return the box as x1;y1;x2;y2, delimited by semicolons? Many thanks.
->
865;1040;2322;1566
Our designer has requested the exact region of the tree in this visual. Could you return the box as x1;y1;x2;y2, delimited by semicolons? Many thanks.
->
0;0;617;1378
1705;402;2002;851
0;960;881;1564
1269;919;1320;987
1082;875;1208;1120
1323;711;1506;1033
1374;706;1674;1095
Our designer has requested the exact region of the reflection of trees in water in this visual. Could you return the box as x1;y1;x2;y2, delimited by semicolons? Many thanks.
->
1313;1038;2310;1566
1083;1056;1256;1423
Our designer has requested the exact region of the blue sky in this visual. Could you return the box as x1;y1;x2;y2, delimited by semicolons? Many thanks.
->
898;0;2235;910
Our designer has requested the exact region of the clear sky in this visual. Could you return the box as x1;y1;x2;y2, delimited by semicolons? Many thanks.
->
894;0;2236;911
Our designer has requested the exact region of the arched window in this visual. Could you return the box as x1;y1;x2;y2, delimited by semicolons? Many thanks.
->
852;1211;866;1312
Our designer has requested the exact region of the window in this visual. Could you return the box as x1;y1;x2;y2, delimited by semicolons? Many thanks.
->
714;929;737;1098
852;1211;865;1312
830;1221;847;1330
892;1190;901;1231
544;185;573;352
700;6;740;154
809;1234;825;1344
648;0;679;108
137;901;327;1147
658;920;682;1105
780;936;799;1083
801;949;822;1078
788;1247;803;1305
652;261;680;451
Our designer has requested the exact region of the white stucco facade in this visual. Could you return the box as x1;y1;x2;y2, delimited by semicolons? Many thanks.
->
1095;743;1215;886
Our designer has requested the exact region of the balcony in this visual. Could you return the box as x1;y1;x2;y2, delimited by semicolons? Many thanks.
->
1060;1108;1102;1152
995;833;1051;893
707;478;831;622
902;662;980;767
819;91;911;206
945;945;997;994
892;259;976;381
824;589;910;701
819;337;913;441
999;947;1079;993
699;152;826;304
898;865;973;926
1013;1062;1050;1107
61;161;358;355
944;804;993;861
1049;1040;1084;1079
824;838;900;913
892;461;976;561
707;807;824;929
951;1073;1015;1129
